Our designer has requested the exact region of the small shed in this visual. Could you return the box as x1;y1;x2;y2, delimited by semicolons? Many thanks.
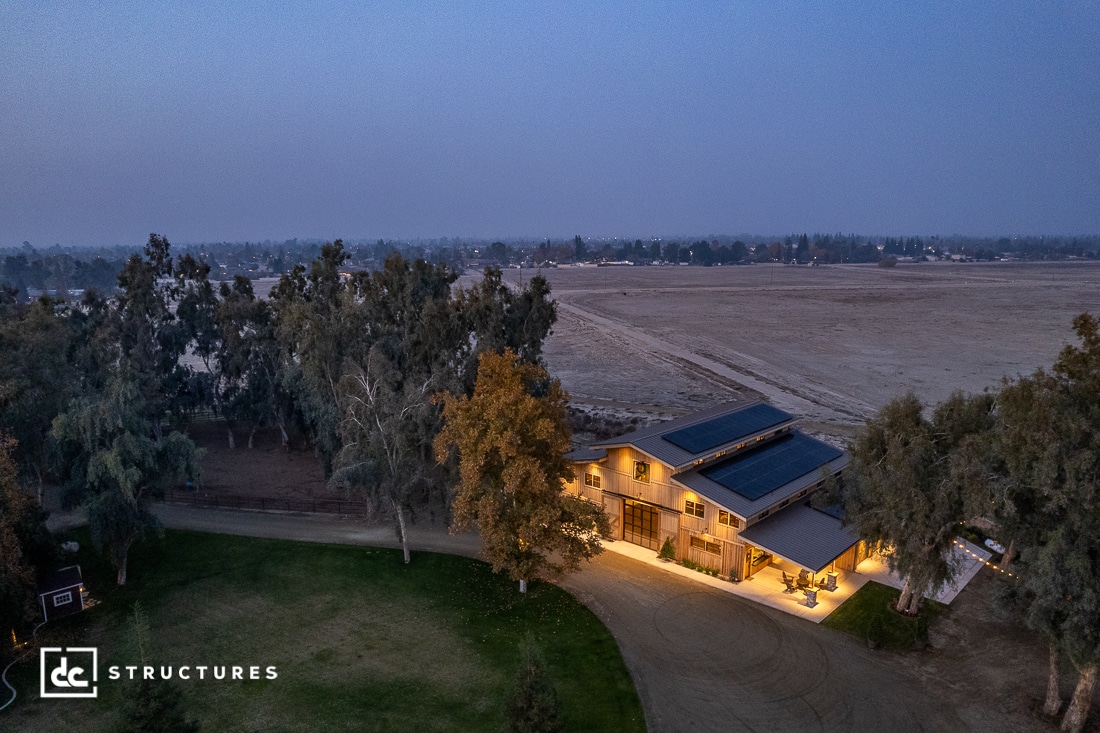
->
37;565;87;622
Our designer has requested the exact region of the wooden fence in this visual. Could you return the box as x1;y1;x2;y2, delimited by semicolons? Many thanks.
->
162;489;372;516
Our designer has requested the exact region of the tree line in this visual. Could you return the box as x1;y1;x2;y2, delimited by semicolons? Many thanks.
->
838;313;1100;733
1;233;599;649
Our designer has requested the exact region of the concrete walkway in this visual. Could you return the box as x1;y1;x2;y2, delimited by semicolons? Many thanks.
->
854;539;992;604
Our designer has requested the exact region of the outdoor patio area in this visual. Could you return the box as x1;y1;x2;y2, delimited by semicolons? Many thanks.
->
601;537;992;622
601;539;871;622
853;538;992;604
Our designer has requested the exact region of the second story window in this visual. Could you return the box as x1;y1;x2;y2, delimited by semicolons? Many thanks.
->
718;510;740;529
685;499;704;518
584;472;601;489
633;461;650;483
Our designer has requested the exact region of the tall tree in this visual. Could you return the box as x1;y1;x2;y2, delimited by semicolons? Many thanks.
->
112;233;191;434
0;296;79;496
457;266;556;375
434;350;608;592
994;313;1100;732
333;349;443;563
215;277;290;448
51;377;202;585
271;240;365;473
0;438;53;647
843;391;989;614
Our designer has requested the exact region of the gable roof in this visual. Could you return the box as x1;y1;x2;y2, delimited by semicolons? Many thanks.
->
37;565;83;596
589;400;797;469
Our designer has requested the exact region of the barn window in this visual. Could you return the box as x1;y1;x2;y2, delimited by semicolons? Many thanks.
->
718;510;740;529
53;591;72;606
633;461;650;483
689;536;721;554
584;472;601;489
685;500;704;518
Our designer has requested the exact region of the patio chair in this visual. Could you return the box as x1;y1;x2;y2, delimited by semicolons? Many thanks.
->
781;572;798;594
796;571;811;590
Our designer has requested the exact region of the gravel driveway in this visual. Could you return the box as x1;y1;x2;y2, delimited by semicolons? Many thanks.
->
153;504;1044;733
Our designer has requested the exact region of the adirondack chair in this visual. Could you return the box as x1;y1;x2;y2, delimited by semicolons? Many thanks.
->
781;571;798;594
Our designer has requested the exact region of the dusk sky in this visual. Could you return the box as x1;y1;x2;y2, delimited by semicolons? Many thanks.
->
3;2;1098;247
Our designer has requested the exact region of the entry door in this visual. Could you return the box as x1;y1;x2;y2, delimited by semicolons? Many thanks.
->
623;499;660;550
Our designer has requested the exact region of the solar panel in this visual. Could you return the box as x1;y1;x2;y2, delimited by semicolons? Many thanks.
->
663;404;792;454
699;433;843;501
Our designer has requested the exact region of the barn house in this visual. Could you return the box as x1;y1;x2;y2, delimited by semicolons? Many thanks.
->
565;401;867;584
37;565;87;622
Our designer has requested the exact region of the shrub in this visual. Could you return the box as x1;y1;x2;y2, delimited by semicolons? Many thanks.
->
658;537;676;561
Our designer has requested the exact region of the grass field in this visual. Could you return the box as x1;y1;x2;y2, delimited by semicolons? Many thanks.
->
821;580;945;651
5;530;644;732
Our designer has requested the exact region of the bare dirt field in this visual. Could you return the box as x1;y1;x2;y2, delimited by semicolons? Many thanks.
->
502;261;1100;439
188;421;327;500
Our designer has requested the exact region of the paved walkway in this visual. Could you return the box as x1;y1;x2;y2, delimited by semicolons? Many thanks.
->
145;503;986;732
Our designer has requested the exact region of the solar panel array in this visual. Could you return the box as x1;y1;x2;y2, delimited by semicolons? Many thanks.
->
698;432;843;501
663;403;792;454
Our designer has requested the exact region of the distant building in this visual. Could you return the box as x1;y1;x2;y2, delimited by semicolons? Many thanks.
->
565;401;865;581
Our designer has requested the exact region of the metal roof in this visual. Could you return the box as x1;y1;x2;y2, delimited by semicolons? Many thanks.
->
673;434;848;518
738;503;859;573
590;400;796;469
565;447;607;462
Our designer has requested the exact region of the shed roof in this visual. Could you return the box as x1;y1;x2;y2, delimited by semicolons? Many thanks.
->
37;565;83;595
673;433;848;518
590;400;796;469
738;503;859;573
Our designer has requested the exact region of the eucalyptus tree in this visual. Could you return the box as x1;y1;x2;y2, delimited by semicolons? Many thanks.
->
112;233;191;435
51;376;202;585
994;314;1100;732
843;391;992;615
456;266;556;389
0;296;78;496
331;255;460;559
215;276;291;448
0;438;54;646
174;253;221;417
50;234;203;585
271;240;366;473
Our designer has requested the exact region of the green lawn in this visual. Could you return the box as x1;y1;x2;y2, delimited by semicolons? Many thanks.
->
822;580;945;651
5;530;645;732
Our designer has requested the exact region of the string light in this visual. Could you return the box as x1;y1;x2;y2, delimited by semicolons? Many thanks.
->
952;539;1016;578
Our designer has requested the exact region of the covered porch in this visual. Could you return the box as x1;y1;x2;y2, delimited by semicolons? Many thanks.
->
601;538;871;623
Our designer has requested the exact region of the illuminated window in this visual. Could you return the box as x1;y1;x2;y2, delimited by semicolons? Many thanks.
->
633;461;650;483
690;536;722;554
53;591;72;606
685;499;704;518
718;510;740;529
584;472;601;489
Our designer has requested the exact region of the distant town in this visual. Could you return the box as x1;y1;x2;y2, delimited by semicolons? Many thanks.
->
2;232;1098;302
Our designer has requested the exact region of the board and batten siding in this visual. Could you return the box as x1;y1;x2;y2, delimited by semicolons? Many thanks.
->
597;447;683;510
